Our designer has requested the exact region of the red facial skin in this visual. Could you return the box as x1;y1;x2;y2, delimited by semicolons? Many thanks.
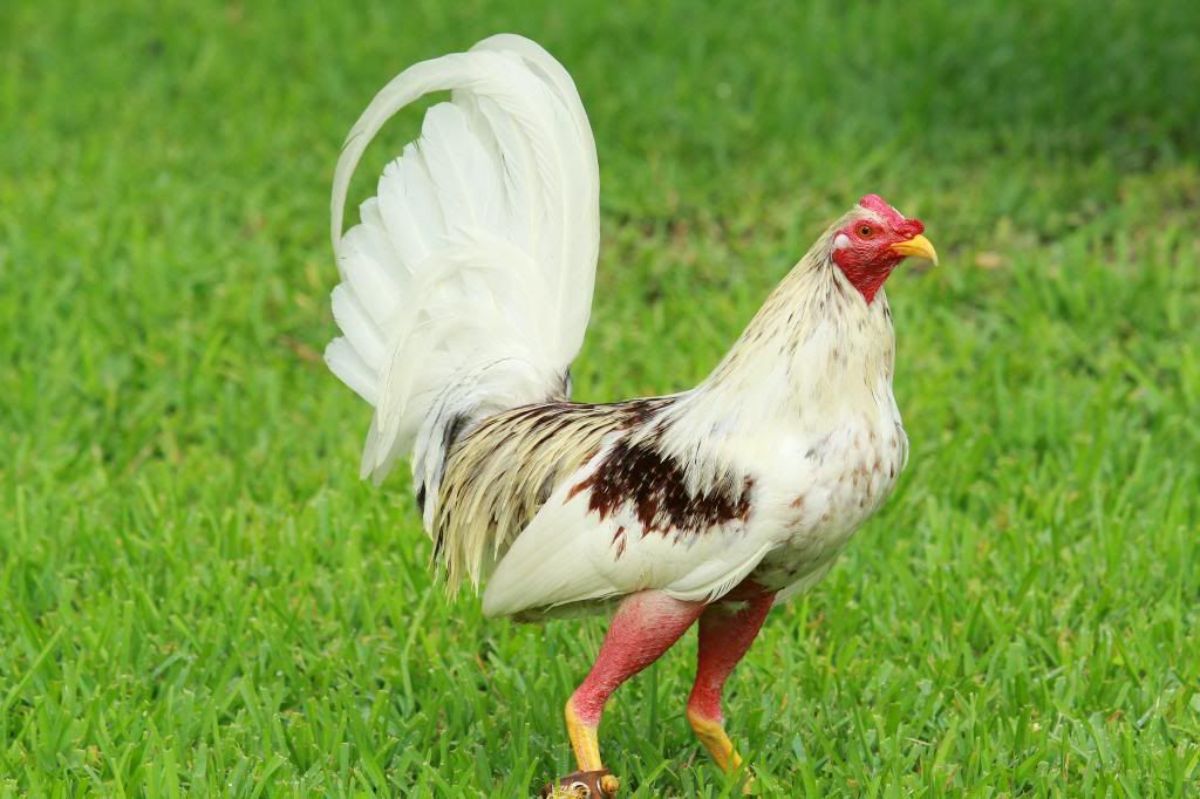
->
831;194;926;304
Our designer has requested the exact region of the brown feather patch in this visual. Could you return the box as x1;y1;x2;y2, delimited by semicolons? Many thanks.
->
572;438;753;536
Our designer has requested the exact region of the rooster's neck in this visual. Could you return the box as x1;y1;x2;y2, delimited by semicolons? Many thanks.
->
669;244;898;442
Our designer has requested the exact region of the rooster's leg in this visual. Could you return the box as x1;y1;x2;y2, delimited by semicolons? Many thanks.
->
562;590;705;793
686;585;775;780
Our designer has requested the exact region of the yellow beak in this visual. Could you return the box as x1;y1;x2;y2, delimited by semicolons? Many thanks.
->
889;233;939;266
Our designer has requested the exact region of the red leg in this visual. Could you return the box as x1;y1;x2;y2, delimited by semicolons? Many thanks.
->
564;590;705;785
687;584;775;776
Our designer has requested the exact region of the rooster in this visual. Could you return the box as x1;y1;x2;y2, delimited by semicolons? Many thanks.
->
326;34;937;797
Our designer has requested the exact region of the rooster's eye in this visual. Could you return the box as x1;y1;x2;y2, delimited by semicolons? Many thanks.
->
858;225;874;238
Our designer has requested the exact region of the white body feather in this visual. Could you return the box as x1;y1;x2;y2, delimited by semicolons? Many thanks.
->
328;35;912;620
482;247;908;617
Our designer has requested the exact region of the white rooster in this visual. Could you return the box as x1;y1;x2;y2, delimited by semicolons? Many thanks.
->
326;34;937;797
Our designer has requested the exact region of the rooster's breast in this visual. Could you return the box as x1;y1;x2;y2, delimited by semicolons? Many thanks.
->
750;404;908;595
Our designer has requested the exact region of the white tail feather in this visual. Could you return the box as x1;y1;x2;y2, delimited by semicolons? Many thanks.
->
326;34;599;524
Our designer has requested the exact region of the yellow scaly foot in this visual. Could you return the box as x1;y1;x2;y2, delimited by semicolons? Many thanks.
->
687;708;754;794
541;701;619;797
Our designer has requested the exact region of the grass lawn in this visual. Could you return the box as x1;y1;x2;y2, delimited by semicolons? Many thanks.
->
2;0;1199;796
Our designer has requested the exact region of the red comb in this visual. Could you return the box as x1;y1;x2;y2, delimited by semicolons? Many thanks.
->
858;194;924;237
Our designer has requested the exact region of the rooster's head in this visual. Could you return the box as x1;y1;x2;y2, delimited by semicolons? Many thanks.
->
831;194;937;303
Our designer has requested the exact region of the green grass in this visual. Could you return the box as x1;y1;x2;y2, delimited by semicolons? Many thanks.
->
2;0;1199;796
